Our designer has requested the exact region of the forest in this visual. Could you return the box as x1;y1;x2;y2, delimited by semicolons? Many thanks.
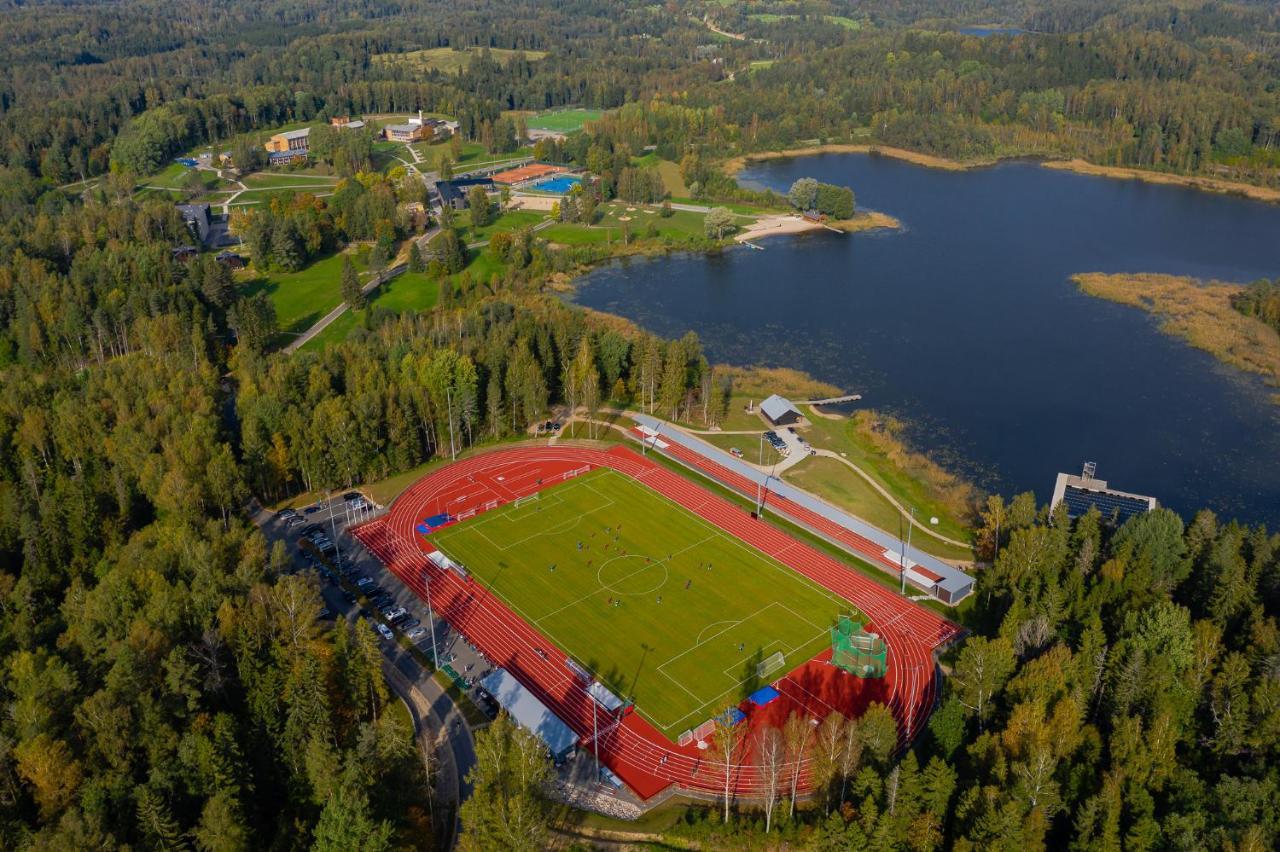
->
3;0;1280;190
0;0;1278;848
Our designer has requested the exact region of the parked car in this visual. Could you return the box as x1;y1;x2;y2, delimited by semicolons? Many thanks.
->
407;627;427;640
386;607;407;621
356;577;374;588
730;447;743;458
401;618;420;631
376;623;394;641
287;515;305;527
277;509;298;521
390;613;411;627
342;491;362;502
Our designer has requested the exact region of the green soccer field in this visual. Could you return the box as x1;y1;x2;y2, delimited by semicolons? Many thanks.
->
526;108;604;133
431;468;855;737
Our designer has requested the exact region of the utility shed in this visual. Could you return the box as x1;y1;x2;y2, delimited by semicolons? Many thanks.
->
759;394;802;426
479;669;578;760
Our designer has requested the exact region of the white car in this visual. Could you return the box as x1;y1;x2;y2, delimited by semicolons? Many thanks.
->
376;623;394;641
407;626;427;640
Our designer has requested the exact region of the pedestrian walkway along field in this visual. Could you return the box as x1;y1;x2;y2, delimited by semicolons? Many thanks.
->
431;467;856;736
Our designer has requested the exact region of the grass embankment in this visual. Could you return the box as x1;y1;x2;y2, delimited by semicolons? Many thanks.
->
789;408;977;557
1073;272;1280;395
666;366;973;559
723;144;989;176
1044;160;1280;204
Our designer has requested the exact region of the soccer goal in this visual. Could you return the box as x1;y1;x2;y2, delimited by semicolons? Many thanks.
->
514;492;541;509
483;499;499;511
456;508;476;521
562;464;590;482
757;650;787;679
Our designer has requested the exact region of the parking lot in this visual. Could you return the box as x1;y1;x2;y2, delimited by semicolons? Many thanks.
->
265;494;503;722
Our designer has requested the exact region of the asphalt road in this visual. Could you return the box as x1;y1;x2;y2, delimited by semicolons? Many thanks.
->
255;495;483;846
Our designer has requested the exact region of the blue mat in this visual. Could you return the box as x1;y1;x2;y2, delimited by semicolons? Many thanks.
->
417;513;453;534
721;707;747;726
748;685;781;707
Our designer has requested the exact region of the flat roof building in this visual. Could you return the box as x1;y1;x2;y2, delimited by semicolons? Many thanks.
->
264;127;310;153
436;177;494;211
490;162;564;185
479;668;578;761
385;123;430;143
1050;462;1157;524
759;394;803;426
177;203;211;244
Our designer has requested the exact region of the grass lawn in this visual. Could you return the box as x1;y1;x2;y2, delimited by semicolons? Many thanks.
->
826;15;863;30
415;139;487;166
655;159;689;196
697;432;784;467
239;251;366;338
542;202;709;245
239;171;340;189
796;408;975;552
457;208;547;243
373;47;547;74
300;270;441;352
431;468;856;737
784;455;970;560
143;163;228;192
527;108;604;134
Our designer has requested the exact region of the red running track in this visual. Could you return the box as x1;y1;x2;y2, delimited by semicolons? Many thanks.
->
351;445;961;800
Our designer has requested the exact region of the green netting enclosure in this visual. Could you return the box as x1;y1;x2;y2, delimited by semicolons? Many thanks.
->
831;616;887;678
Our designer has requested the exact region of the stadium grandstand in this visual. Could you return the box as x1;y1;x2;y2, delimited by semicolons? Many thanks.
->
1050;462;1157;524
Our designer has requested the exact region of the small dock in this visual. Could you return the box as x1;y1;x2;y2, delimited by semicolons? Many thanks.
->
797;393;863;406
742;241;765;251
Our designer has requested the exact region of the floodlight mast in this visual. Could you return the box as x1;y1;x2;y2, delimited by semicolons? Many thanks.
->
899;507;916;595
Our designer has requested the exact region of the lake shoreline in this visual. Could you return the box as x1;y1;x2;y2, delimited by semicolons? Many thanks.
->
724;144;1280;204
1072;272;1280;398
734;208;901;242
723;144;987;176
1044;159;1280;205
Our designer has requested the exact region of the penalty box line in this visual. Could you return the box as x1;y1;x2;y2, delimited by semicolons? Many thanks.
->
451;473;616;552
647;602;829;730
652;623;833;734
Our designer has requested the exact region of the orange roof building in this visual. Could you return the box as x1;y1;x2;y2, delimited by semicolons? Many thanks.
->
490;163;565;185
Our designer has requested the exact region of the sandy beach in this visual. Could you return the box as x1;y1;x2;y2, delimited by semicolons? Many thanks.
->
734;214;826;242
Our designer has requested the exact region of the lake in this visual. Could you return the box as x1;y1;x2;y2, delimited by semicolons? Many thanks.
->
569;154;1280;525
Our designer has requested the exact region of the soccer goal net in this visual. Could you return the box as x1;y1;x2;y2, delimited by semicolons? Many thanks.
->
757;650;786;679
514;492;541;509
831;615;887;678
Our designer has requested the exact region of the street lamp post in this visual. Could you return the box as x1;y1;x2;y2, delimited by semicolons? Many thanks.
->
422;568;441;670
326;490;341;569
899;507;916;595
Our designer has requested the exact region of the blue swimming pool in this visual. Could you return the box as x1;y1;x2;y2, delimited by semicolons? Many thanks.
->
531;175;582;194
